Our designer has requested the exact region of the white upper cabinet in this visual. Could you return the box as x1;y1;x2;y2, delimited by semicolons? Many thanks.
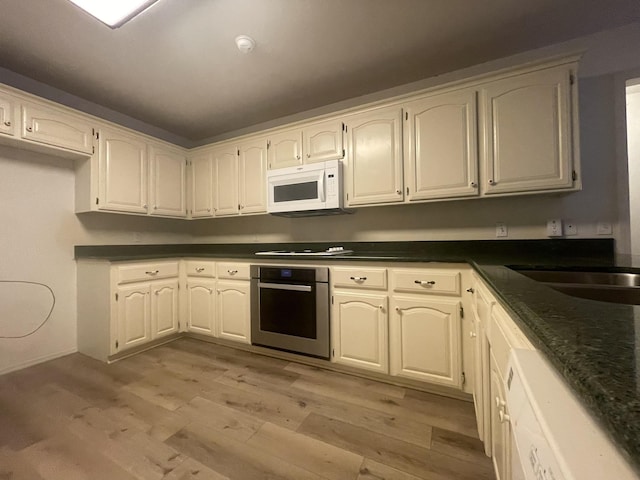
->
404;89;479;201
188;150;214;218
238;137;268;214
344;106;404;206
479;64;576;195
98;126;148;214
267;118;344;169
302;119;344;164
22;101;94;155
149;142;187;218
0;92;16;137
213;144;239;216
267;130;302;169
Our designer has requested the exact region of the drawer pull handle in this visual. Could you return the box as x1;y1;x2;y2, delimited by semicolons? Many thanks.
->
499;410;510;423
414;280;436;286
349;276;367;282
195;267;205;272
145;270;159;276
228;269;238;275
469;331;477;338
495;396;506;408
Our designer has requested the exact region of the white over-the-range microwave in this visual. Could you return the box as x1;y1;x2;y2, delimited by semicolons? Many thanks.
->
266;160;351;217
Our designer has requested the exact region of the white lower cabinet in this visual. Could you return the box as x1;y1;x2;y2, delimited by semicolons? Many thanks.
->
151;279;180;338
186;280;216;335
116;283;152;351
389;296;462;387
331;291;389;373
490;351;510;480
216;280;250;343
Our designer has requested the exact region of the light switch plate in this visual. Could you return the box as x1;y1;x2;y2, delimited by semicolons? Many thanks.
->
565;221;577;236
496;222;508;238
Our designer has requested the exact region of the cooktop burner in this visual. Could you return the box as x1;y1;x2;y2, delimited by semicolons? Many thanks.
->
255;246;353;256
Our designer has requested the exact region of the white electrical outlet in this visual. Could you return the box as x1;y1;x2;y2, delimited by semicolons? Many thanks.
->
596;222;613;235
565;221;577;236
133;232;141;243
546;219;563;237
496;222;508;238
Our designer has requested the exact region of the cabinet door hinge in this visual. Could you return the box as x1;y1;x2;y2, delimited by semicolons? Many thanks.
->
461;371;466;386
342;122;345;131
96;131;100;140
267;140;271;149
92;145;95;154
115;340;119;349
346;193;349;201
572;170;577;181
570;73;575;85
405;111;409;121
95;197;99;205
460;305;464;318
237;148;240;156
115;292;119;301
332;348;335;358
341;148;345;158
331;295;334;305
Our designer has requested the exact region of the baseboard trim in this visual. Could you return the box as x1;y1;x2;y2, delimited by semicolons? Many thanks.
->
0;347;78;376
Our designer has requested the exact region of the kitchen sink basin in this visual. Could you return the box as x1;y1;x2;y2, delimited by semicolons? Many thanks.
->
510;268;640;305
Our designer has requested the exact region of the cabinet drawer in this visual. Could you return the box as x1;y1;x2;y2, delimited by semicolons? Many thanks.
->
217;262;250;280
331;266;387;290
391;269;461;296
117;261;179;284
185;260;216;277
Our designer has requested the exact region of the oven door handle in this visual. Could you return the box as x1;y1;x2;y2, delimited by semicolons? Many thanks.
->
258;282;312;292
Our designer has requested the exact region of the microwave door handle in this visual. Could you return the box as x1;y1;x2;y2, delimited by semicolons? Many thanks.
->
318;172;326;202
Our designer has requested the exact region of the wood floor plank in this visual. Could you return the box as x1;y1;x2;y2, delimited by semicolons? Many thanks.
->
357;458;425;480
102;390;190;442
166;423;325;480
199;381;311;430
216;365;433;448
285;362;406;399
0;446;46;480
176;395;264;443
19;430;139;480
298;413;495;480
246;421;364;480
122;369;203;411
430;427;488;465
161;457;230;480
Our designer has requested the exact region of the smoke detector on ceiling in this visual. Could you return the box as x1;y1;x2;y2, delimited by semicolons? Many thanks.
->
235;35;256;54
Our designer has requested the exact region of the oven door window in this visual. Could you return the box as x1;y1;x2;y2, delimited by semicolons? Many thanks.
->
273;181;319;203
259;285;316;339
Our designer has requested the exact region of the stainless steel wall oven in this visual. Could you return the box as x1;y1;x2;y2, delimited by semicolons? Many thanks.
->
250;265;329;359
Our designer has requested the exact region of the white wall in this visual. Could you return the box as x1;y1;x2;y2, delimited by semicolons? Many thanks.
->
627;84;640;256
0;146;191;374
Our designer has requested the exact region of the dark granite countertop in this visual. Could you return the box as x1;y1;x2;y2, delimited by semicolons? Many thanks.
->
75;239;640;473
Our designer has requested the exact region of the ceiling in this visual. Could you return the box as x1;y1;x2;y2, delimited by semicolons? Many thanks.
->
1;0;639;146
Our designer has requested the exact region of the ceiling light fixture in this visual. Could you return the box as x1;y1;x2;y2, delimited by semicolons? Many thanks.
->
235;35;256;54
67;0;160;28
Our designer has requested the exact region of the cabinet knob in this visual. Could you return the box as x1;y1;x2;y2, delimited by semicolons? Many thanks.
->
395;306;401;312
153;205;158;210
143;204;148;209
228;269;238;275
495;396;506;408
488;179;496;186
396;189;402;195
3;121;10;127
469;331;477;338
306;153;310;158
207;208;211;213
296;155;301;160
207;288;213;294
379;305;384;311
154;290;159;296
26;126;33;132
470;181;477;188
239;205;244;210
466;287;475;293
499;410;510;423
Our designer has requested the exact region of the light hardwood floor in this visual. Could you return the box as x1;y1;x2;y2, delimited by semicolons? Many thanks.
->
0;338;495;480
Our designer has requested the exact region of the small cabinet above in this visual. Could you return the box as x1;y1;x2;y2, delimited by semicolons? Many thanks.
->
267;118;344;169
